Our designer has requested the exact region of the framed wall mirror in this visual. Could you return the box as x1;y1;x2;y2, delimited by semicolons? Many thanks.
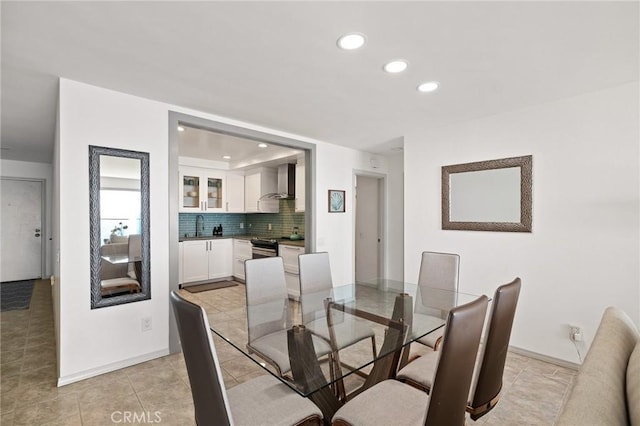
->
89;146;150;309
442;155;532;232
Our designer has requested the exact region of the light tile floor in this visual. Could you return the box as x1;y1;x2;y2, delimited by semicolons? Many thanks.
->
1;280;575;425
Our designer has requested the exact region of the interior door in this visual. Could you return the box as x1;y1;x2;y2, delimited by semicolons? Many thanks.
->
355;175;381;283
1;178;43;281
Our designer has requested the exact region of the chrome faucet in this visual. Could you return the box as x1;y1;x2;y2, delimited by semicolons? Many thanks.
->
195;215;204;237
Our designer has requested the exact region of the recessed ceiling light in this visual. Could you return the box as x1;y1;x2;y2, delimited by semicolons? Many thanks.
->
177;126;185;132
417;81;440;93
337;33;366;50
383;60;408;73
222;155;231;160
258;143;268;148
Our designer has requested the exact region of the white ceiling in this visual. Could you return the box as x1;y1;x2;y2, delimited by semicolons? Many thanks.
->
178;125;303;168
1;1;638;163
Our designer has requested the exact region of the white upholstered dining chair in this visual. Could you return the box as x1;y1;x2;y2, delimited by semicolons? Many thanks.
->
244;257;333;377
412;251;460;350
298;252;377;360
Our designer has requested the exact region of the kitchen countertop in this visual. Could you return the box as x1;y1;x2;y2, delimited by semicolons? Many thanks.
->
179;234;305;247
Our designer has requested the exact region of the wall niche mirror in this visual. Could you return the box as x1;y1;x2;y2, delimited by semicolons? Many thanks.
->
442;155;532;232
89;146;150;309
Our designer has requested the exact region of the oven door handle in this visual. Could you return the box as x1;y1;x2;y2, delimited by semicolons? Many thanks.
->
252;247;278;257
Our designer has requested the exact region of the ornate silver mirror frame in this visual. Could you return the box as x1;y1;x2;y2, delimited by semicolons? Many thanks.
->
442;155;532;232
89;145;151;308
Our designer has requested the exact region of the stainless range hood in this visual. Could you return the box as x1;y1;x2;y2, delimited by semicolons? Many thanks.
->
259;163;296;200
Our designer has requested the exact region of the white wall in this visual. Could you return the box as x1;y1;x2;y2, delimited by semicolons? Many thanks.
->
404;82;639;364
0;159;53;277
58;80;170;383
57;79;397;382
385;153;404;281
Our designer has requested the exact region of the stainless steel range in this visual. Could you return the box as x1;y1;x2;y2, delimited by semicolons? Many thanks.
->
250;237;279;259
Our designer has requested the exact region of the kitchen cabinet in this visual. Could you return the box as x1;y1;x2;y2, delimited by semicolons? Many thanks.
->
295;158;305;212
181;238;233;284
180;166;226;213
244;167;279;213
279;244;304;299
232;238;252;281
226;173;245;213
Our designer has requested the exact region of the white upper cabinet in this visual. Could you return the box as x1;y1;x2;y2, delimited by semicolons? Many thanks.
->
179;165;246;213
180;166;226;213
225;173;244;213
244;167;279;213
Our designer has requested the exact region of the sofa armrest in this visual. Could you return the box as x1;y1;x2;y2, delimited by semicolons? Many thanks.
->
556;307;639;426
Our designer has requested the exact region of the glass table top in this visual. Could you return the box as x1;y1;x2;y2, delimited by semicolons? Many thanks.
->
208;278;483;398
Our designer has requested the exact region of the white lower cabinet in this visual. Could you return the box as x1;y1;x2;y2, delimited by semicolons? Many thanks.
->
233;239;252;281
181;239;233;284
209;239;233;280
279;244;304;299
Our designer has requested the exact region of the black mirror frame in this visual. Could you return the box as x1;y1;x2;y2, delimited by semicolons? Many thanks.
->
89;145;151;309
442;155;532;232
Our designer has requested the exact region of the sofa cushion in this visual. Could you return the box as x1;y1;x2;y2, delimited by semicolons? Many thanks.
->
627;343;640;426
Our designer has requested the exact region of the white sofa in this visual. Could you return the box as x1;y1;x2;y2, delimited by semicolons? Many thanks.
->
556;307;640;425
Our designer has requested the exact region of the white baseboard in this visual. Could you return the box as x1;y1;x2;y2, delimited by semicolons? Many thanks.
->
509;345;580;370
57;348;170;387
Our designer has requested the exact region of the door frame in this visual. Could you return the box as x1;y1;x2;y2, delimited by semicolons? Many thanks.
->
0;177;46;280
352;171;387;285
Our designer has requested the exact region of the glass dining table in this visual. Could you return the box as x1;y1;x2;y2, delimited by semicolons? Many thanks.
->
208;278;483;421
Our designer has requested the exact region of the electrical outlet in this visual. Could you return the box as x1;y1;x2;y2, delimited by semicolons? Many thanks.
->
268;223;272;231
142;317;152;332
569;325;582;342
240;223;244;229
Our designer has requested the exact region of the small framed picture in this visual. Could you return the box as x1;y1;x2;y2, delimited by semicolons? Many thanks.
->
328;190;346;213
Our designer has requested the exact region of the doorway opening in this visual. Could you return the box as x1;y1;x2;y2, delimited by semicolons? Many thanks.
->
354;174;385;284
1;178;44;282
168;111;316;353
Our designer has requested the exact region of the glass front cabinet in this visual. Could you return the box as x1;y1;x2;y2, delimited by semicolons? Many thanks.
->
179;166;225;212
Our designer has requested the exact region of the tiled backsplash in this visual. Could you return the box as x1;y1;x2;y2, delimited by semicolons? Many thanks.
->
179;200;304;238
179;213;246;237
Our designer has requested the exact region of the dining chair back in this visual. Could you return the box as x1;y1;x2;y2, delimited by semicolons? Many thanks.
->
298;253;377;368
424;294;488;425
127;234;141;279
415;251;460;316
298;252;333;325
414;251;460;350
128;234;141;259
468;277;521;420
245;257;292;343
170;291;232;425
245;257;334;378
